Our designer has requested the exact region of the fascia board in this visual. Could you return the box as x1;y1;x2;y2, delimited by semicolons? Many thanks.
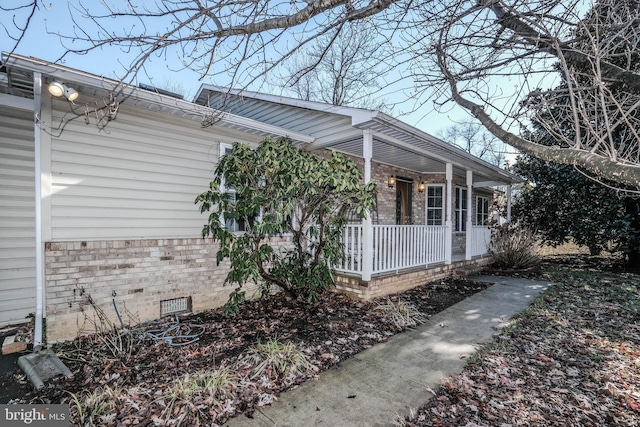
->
3;53;314;143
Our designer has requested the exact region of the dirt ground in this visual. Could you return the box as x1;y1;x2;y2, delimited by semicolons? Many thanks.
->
2;243;633;426
0;276;490;425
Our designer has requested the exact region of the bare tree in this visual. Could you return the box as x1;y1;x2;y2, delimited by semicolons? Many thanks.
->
1;0;40;57
277;21;389;109
49;0;404;91
6;0;640;188
439;122;507;167
425;0;640;188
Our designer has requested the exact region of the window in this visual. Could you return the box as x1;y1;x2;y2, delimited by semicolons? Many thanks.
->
455;187;468;231
224;190;249;232
220;143;253;232
425;185;444;226
476;196;490;226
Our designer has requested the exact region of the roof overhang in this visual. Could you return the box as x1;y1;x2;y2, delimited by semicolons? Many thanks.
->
359;114;521;186
195;84;377;125
195;85;521;187
1;53;315;145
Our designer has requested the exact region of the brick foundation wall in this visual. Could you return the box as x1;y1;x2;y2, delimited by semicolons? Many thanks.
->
453;232;466;255
44;236;292;342
335;256;493;301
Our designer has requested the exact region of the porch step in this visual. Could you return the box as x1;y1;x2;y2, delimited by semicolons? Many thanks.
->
454;265;485;277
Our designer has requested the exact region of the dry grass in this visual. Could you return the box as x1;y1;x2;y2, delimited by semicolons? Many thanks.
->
537;241;592;257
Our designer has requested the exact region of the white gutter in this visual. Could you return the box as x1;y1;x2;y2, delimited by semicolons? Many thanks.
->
33;71;44;350
3;53;315;145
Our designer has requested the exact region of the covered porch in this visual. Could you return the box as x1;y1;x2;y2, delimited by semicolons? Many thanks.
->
194;86;521;291
337;223;492;280
321;115;520;284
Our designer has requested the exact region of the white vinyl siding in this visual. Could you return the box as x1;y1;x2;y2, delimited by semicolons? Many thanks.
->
0;106;36;326
49;101;261;240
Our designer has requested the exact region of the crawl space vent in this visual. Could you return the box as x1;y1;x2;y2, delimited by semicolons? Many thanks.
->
160;296;191;316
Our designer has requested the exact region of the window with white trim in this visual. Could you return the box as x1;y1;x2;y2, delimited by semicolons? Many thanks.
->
220;143;252;232
425;185;444;226
476;196;490;226
455;187;467;231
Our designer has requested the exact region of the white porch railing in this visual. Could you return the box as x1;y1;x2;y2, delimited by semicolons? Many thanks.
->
339;224;364;275
337;224;447;275
470;226;491;257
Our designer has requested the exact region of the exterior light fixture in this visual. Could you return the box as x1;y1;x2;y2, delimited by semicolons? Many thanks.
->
48;81;65;97
418;179;426;193
48;81;78;101
388;175;396;187
64;86;79;102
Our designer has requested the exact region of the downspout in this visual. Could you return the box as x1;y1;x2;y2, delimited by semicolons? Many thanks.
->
33;72;44;350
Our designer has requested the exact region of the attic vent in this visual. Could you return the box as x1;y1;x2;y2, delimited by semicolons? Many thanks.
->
160;296;192;316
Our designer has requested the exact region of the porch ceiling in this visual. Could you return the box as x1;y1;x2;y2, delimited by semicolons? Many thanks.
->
194;85;521;187
327;118;519;187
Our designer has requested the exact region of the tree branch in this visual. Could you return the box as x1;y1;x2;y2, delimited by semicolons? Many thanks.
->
481;0;640;94
441;58;640;188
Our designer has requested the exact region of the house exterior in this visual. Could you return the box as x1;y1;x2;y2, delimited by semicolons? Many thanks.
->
0;53;519;343
0;54;312;343
194;87;520;299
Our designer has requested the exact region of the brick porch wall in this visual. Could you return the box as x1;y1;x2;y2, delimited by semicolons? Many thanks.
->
44;236;293;342
334;256;493;301
453;232;466;255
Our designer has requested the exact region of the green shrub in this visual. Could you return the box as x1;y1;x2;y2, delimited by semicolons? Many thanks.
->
196;137;376;313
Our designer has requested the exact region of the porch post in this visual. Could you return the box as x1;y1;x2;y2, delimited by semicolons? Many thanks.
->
445;163;453;265
465;170;473;260
506;184;512;223
361;129;373;281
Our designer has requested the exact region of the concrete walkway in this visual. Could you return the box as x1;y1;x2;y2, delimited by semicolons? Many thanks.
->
226;276;552;427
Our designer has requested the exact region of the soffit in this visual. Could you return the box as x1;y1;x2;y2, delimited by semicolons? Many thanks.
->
1;53;314;144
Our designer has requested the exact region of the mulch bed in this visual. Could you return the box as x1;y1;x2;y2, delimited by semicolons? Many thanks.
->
0;277;490;425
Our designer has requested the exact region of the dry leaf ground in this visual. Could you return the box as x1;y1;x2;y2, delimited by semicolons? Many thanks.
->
0;277;489;425
400;254;640;427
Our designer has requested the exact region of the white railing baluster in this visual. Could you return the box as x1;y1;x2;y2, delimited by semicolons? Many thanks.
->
336;224;450;277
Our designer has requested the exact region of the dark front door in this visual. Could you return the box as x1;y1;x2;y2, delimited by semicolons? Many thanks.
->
395;179;413;225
